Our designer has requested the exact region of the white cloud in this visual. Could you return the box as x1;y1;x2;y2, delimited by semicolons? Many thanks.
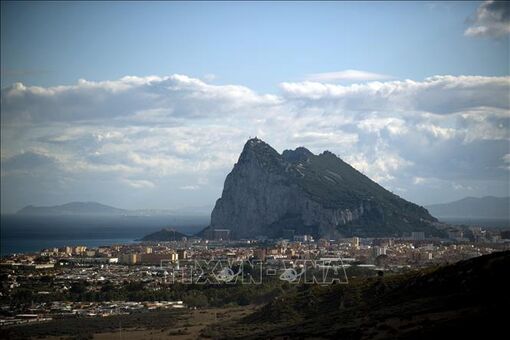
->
291;131;359;148
122;179;155;189
180;185;200;191
452;183;474;191
416;123;457;140
458;108;510;143
1;73;509;212
280;75;510;114
344;145;413;184
465;0;510;38
357;117;408;136
305;69;392;82
1;74;281;124
502;153;510;170
413;177;427;185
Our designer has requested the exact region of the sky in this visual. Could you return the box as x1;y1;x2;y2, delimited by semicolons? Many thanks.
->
1;1;509;213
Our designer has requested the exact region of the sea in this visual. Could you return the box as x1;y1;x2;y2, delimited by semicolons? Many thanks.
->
1;215;508;257
0;215;208;256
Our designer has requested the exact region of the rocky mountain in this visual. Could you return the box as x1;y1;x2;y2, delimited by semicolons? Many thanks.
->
140;228;189;241
207;138;441;239
16;201;129;216
426;196;510;219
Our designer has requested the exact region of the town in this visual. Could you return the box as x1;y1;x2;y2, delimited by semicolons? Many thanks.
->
1;225;509;328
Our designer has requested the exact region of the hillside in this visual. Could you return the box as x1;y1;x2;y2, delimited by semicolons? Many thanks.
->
203;251;510;339
426;196;510;219
208;138;440;239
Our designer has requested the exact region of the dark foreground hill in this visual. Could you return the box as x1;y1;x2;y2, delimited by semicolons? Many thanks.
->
207;138;440;239
203;251;510;339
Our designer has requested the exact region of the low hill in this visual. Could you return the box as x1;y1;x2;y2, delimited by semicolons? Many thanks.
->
140;228;189;241
426;196;510;219
203;251;510;339
16;201;128;216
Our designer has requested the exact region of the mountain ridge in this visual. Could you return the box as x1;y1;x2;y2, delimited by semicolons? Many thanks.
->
15;202;212;217
426;196;510;219
16;201;128;216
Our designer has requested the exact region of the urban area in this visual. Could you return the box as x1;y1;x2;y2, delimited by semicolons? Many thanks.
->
1;226;509;328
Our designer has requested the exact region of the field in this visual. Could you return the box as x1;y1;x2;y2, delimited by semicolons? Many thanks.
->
1;305;258;340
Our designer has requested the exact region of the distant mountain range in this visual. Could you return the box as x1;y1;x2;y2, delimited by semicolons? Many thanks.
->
16;202;128;216
426;196;510;219
205;138;442;239
15;202;212;217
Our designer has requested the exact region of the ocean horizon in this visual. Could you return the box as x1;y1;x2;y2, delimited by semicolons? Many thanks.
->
2;214;508;256
0;214;208;256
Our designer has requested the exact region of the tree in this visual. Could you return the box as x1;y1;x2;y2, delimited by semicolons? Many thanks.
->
70;281;87;295
184;293;208;308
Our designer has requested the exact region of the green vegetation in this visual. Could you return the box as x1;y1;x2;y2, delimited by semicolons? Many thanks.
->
0;309;185;340
1;274;293;308
3;252;508;339
294;151;443;237
202;251;510;339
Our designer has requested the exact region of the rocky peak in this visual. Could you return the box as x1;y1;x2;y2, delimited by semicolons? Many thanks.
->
282;146;314;163
240;138;276;156
318;150;340;159
238;137;283;173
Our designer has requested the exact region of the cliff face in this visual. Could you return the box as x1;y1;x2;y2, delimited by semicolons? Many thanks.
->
209;138;439;239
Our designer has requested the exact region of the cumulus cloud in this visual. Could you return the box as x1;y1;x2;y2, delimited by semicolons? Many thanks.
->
291;131;359;148
357;117;408;136
180;185;200;191
305;69;392;82
122;179;155;189
1;74;280;124
465;0;510;38
1;73;509;211
416;123;457;140
502;153;510;170
280;75;510;114
346;151;413;184
413;177;427;185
